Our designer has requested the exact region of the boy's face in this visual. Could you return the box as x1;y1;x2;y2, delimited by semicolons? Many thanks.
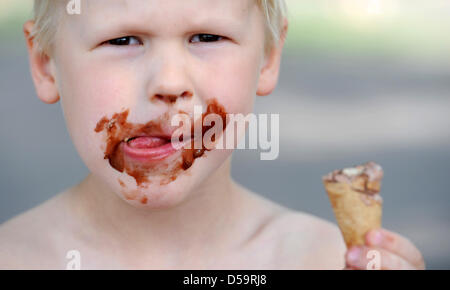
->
26;0;285;208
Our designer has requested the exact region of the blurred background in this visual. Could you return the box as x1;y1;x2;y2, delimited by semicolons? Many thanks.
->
0;0;449;269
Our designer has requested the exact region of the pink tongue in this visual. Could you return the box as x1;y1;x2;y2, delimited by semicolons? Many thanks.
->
127;136;168;148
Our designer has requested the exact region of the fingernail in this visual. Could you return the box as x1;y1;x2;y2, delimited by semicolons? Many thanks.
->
347;247;361;263
370;230;383;245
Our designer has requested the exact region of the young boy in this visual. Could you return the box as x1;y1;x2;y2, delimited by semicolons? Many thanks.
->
0;0;424;270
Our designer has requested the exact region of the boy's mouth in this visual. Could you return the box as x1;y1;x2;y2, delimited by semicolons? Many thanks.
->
121;134;191;163
94;98;227;187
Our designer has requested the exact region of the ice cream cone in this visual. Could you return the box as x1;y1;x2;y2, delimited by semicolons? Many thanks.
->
322;162;383;248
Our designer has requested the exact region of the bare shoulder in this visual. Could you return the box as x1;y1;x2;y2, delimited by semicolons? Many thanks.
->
266;210;347;269
0;192;71;269
239;187;346;269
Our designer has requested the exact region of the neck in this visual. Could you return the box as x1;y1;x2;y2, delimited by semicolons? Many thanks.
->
68;157;246;256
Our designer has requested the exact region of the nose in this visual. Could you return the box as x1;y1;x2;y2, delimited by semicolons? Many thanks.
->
148;52;194;104
153;91;193;104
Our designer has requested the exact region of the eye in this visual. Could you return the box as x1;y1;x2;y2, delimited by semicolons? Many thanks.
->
102;36;142;46
190;34;224;43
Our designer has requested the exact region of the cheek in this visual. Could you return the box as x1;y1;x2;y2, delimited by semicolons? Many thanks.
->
195;47;262;115
62;59;137;111
57;56;138;167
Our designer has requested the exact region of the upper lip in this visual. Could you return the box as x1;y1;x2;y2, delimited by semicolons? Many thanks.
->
124;134;172;143
122;114;197;143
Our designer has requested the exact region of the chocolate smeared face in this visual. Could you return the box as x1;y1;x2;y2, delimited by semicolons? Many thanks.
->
94;98;228;189
46;0;276;209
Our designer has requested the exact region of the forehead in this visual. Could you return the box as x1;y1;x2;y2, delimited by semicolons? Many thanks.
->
77;0;256;28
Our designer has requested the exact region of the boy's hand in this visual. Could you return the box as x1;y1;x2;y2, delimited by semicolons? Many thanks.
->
344;228;425;270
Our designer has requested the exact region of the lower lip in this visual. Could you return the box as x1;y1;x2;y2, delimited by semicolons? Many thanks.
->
122;136;186;163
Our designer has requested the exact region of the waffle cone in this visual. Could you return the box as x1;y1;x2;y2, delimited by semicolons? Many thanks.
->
323;180;382;248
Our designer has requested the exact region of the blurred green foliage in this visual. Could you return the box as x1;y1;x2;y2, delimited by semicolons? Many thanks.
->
0;0;32;42
284;0;450;60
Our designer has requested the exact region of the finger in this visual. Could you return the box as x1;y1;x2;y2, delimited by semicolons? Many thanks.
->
346;246;417;270
365;228;425;269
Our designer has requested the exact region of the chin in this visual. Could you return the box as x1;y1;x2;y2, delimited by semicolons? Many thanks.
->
116;176;195;210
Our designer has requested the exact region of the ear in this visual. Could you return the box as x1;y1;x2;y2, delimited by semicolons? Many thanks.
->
23;20;60;104
256;18;288;96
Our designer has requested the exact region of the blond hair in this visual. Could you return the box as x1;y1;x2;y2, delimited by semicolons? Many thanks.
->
256;0;288;55
30;0;287;56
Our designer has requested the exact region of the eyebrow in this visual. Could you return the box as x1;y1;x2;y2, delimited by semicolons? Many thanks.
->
81;1;249;36
85;17;245;40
